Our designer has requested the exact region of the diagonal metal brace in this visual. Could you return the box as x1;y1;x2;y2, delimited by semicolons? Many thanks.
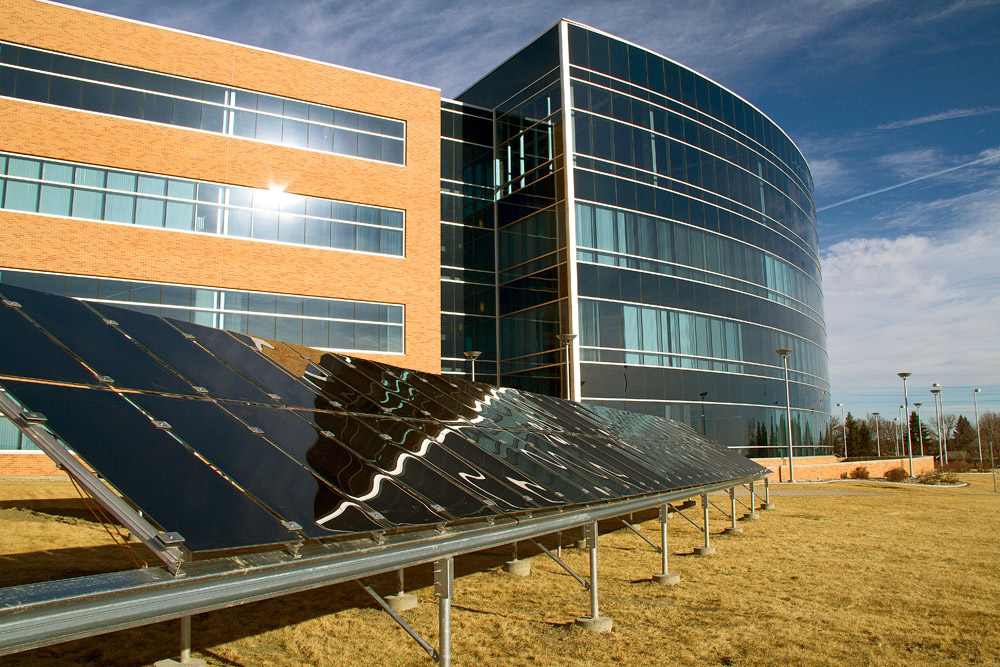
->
529;538;589;589
357;580;438;661
707;499;732;521
618;518;660;553
669;504;705;534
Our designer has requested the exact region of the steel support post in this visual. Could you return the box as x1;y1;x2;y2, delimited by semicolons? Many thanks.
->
723;488;743;534
434;558;454;667
503;540;530;576
693;494;716;556
653;504;680;585
574;522;612;632
762;478;775;510
744;482;759;520
153;616;205;667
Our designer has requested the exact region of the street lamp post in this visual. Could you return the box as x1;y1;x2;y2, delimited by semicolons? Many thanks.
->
556;333;577;401
837;403;847;459
872;412;881;457
776;349;794;483
931;384;947;465
973;388;983;465
463;350;482;383
913;403;924;456
898;373;913;476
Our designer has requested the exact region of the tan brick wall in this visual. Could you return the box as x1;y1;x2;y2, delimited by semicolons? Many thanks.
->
0;0;442;372
754;456;936;482
0;452;67;477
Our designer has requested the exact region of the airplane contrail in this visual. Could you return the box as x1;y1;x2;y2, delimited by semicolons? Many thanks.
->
817;152;999;212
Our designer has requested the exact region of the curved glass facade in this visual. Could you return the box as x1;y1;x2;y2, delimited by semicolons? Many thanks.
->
447;21;832;457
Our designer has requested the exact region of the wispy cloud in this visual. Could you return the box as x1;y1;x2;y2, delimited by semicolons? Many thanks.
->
877;106;1000;130
817;148;1000;212
821;183;1000;395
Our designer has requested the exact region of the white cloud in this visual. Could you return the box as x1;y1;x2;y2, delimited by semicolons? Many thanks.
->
876;105;1000;130
821;185;1000;394
875;148;947;180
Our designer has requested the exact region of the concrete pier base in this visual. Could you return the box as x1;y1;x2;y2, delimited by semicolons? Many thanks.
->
503;559;531;576
384;593;419;612
652;572;680;586
723;526;744;535
743;511;760;521
575;616;613;632
693;546;716;557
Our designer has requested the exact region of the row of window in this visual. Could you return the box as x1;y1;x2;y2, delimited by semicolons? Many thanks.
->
0;416;37;451
575;201;823;317
578;296;828;384
0;269;404;353
572;109;817;253
574;166;820;283
0;153;405;256
566;24;811;194
0;42;406;164
583;395;832;453
571;79;812;218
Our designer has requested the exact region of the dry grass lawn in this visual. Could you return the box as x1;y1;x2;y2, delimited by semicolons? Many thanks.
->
1;475;998;666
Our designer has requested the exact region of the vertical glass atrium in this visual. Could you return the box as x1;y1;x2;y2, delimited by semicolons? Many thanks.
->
442;21;832;456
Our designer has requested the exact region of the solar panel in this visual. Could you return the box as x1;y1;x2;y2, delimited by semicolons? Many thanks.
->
0;285;768;560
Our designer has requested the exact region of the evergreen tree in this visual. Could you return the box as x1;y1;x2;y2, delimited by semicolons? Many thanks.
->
953;415;978;460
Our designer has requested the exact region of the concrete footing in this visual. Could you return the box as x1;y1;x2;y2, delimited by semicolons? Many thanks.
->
575;539;587;549
693;546;716;557
503;559;531;576
154;660;206;667
652;572;680;586
384;592;419;612
575;615;613;632
743;511;760;521
761;502;775;511
723;526;743;535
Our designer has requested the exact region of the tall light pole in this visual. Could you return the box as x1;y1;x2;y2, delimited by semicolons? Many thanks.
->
463;350;482;383
913;403;924;456
556;333;577;401
872;412;881;457
973;388;983;465
932;384;947;465
837;403;847;459
975;388;998;493
898;373;913;476
776;349;794;482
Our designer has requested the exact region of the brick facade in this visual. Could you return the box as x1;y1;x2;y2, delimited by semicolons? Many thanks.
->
0;0;442;372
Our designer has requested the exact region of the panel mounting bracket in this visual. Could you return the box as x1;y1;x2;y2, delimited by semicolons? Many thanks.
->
0;386;188;574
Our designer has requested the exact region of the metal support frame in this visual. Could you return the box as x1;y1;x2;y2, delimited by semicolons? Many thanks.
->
529;539;589;589
701;495;711;551
618;518;660;552
652;504;679;585
0;388;186;573
358;580;437;661
434;558;454;667
0;476;763;656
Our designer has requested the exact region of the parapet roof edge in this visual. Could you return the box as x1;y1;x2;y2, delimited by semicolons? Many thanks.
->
35;0;441;94
560;19;811;177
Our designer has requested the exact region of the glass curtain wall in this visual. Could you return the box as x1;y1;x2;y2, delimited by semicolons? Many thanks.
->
440;101;498;382
565;23;831;456
457;26;569;396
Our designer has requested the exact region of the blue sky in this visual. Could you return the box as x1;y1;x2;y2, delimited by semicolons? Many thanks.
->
55;0;1000;421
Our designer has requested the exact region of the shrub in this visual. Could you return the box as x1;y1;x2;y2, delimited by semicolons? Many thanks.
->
848;466;870;480
915;471;961;485
942;460;971;473
884;467;909;482
840;471;849;479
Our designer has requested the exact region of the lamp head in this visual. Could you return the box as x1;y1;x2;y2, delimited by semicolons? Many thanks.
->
463;350;482;360
556;333;577;344
974;388;981;393
897;372;911;379
913;402;922;408
930;388;940;395
775;348;793;358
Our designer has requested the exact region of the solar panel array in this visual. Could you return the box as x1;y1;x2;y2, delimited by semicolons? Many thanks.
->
0;284;765;554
